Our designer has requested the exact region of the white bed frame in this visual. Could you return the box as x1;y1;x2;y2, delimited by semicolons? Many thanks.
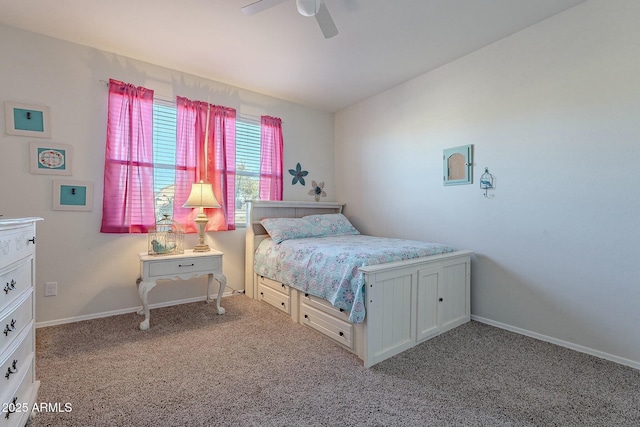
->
245;200;472;368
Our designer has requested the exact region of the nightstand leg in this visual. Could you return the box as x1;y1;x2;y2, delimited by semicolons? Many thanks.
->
206;273;227;315
137;279;157;330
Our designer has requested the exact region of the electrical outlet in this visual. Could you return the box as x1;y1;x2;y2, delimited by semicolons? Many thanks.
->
44;282;57;297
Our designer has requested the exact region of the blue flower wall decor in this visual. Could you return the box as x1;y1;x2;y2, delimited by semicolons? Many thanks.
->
289;163;308;186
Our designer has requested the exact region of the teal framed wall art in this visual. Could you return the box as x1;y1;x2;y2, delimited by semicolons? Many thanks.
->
4;101;51;138
53;179;93;211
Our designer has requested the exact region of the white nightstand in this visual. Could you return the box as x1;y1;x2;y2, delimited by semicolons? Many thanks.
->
136;249;226;330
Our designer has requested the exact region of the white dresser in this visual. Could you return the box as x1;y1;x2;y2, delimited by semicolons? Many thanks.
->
0;218;41;427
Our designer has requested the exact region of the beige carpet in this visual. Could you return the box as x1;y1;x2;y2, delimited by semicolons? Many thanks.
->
29;295;640;426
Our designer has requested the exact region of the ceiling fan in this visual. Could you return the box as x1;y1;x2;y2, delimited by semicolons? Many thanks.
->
242;0;339;39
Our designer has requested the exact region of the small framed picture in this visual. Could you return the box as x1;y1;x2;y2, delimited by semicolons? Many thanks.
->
443;144;473;186
4;101;52;138
30;142;73;175
53;180;93;211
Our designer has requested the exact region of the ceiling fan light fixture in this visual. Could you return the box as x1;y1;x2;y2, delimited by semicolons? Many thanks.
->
296;0;320;17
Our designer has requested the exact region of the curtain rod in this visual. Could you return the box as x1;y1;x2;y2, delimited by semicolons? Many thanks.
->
99;80;269;121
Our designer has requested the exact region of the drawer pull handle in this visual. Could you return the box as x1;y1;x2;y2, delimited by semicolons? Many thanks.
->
260;292;264;296
178;263;194;268
304;314;308;319
5;360;18;380
339;332;344;337
281;302;285;306
5;397;18;419
4;279;16;294
439;298;443;302
28;237;36;245
305;293;309;297
3;319;16;336
339;308;344;312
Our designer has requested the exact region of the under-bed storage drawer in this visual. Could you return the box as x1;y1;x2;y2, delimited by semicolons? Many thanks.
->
258;276;290;295
258;284;290;314
301;293;350;322
300;303;353;350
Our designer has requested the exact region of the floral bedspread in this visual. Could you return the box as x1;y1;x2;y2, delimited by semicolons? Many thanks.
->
253;235;455;323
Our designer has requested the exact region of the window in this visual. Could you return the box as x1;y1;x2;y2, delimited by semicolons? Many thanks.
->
152;100;261;227
152;99;178;220
235;116;261;225
101;79;282;234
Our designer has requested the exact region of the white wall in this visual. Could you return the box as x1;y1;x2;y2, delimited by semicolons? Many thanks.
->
335;0;640;369
0;24;335;325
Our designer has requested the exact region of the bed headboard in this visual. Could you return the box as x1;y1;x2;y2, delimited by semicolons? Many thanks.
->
244;200;344;297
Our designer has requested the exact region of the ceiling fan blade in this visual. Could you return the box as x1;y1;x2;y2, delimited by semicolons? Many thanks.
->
315;1;338;39
241;0;288;15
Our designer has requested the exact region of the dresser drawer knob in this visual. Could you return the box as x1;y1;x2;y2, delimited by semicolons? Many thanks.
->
339;331;344;337
5;360;18;380
5;397;18;419
3;319;16;336
28;237;36;245
3;279;16;294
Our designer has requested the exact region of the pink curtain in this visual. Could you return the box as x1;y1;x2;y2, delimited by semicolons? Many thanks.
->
173;97;209;233
175;99;236;232
259;115;284;201
207;105;236;231
101;79;155;233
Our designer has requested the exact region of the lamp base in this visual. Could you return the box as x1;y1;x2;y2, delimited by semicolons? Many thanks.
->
193;243;210;252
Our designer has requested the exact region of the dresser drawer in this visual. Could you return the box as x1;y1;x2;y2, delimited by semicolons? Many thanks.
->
0;364;35;427
258;276;290;296
300;303;353;350
0;259;32;314
0;224;35;269
300;293;350;322
0;327;34;405
148;256;220;277
258;284;290;314
0;293;33;357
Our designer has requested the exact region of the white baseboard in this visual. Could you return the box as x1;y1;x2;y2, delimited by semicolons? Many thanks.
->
471;315;640;371
35;291;239;329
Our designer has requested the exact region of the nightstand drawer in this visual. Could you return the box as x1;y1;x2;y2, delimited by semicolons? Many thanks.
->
148;256;220;277
0;259;32;314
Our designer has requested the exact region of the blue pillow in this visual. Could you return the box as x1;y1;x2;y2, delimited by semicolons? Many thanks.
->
260;217;313;244
261;214;360;243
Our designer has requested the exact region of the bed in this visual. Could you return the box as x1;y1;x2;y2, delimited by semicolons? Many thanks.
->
245;200;472;368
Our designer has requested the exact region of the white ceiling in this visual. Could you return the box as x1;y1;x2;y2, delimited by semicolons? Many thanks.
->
0;0;586;112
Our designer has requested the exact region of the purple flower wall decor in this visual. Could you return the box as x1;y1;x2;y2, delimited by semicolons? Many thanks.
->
309;181;327;202
289;162;308;186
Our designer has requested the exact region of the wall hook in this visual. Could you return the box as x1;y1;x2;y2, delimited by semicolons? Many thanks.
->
480;167;494;198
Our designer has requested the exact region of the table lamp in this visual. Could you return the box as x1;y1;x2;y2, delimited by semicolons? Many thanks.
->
182;180;220;252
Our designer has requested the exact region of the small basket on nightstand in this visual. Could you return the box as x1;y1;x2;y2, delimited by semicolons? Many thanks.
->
147;215;184;256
